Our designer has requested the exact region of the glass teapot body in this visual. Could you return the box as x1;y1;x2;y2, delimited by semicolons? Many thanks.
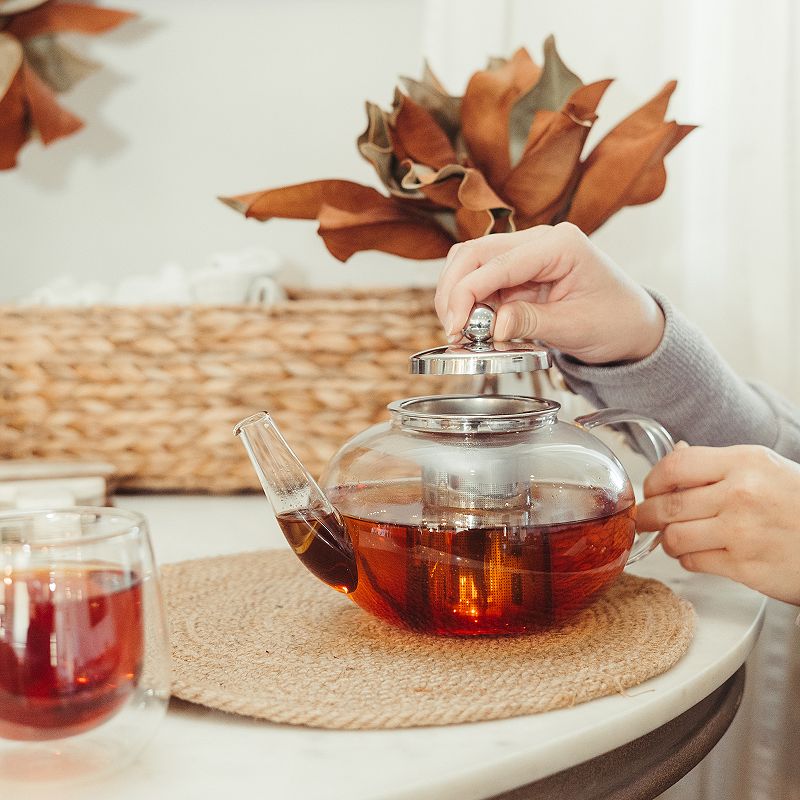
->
313;395;668;635
236;394;673;636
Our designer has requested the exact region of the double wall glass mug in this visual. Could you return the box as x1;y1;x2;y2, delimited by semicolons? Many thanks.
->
0;508;170;785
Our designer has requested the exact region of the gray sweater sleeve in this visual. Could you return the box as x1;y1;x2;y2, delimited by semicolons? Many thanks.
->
554;293;800;462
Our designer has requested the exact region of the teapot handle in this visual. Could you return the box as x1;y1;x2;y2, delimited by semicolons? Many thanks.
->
574;408;675;566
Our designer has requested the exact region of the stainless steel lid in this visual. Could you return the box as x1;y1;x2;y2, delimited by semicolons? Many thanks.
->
410;303;551;376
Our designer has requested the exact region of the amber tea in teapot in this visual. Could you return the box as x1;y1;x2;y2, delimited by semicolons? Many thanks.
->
278;481;635;635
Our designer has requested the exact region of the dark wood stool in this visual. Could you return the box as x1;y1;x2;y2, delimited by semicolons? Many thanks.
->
491;666;745;800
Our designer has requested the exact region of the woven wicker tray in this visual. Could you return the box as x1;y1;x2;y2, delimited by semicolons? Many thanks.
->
0;287;453;492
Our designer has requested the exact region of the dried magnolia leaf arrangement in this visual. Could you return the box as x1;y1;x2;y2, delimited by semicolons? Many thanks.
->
221;36;695;261
0;0;134;169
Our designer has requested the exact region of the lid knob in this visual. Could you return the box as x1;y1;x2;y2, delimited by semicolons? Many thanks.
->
463;303;495;344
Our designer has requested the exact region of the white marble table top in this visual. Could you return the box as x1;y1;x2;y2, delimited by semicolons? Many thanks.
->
44;495;766;800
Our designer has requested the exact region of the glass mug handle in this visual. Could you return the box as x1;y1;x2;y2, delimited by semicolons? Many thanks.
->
575;408;675;565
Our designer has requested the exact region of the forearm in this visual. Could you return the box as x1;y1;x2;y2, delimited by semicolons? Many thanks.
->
555;292;800;462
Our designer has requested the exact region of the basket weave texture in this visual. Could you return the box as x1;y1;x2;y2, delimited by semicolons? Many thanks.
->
0;287;451;492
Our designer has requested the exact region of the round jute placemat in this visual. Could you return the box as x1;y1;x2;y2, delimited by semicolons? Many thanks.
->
161;550;695;730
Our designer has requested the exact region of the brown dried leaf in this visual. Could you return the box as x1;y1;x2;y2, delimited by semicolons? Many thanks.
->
389;88;455;170
611;80;679;136
22;60;82;143
219;180;387;221
0;30;23;100
567;121;692;233
503;80;612;227
451;208;490;240
566;81;695;233
399;63;462;143
402;163;509;210
355;101;450;207
508;35;582;166
317;201;454;262
624;123;695;205
461;47;542;187
0;63;27;168
356;101;405;195
494;47;541;91
401;163;514;238
7;2;135;40
529;79;610;151
23;33;98;91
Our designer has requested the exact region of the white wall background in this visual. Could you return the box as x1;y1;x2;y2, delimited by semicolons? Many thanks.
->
0;0;440;294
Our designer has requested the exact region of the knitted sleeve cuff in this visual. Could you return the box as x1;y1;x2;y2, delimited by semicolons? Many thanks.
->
553;290;782;450
555;290;703;407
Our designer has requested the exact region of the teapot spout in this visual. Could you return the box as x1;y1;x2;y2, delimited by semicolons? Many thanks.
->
234;412;357;594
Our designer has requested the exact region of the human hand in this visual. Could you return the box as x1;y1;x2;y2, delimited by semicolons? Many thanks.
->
638;443;800;605
434;223;665;364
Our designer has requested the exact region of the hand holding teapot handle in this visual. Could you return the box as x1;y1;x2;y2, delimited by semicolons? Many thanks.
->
575;409;675;564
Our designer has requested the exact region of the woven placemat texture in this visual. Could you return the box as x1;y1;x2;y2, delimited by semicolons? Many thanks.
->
162;550;695;730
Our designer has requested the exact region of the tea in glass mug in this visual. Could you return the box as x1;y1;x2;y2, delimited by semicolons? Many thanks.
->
0;508;170;784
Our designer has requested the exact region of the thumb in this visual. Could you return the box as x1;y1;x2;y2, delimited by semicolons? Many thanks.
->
494;301;552;341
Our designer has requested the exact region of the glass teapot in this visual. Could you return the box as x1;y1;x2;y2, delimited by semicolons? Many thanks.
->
235;305;674;636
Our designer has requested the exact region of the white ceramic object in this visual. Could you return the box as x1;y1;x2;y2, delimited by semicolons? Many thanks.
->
191;248;286;306
19;249;287;308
